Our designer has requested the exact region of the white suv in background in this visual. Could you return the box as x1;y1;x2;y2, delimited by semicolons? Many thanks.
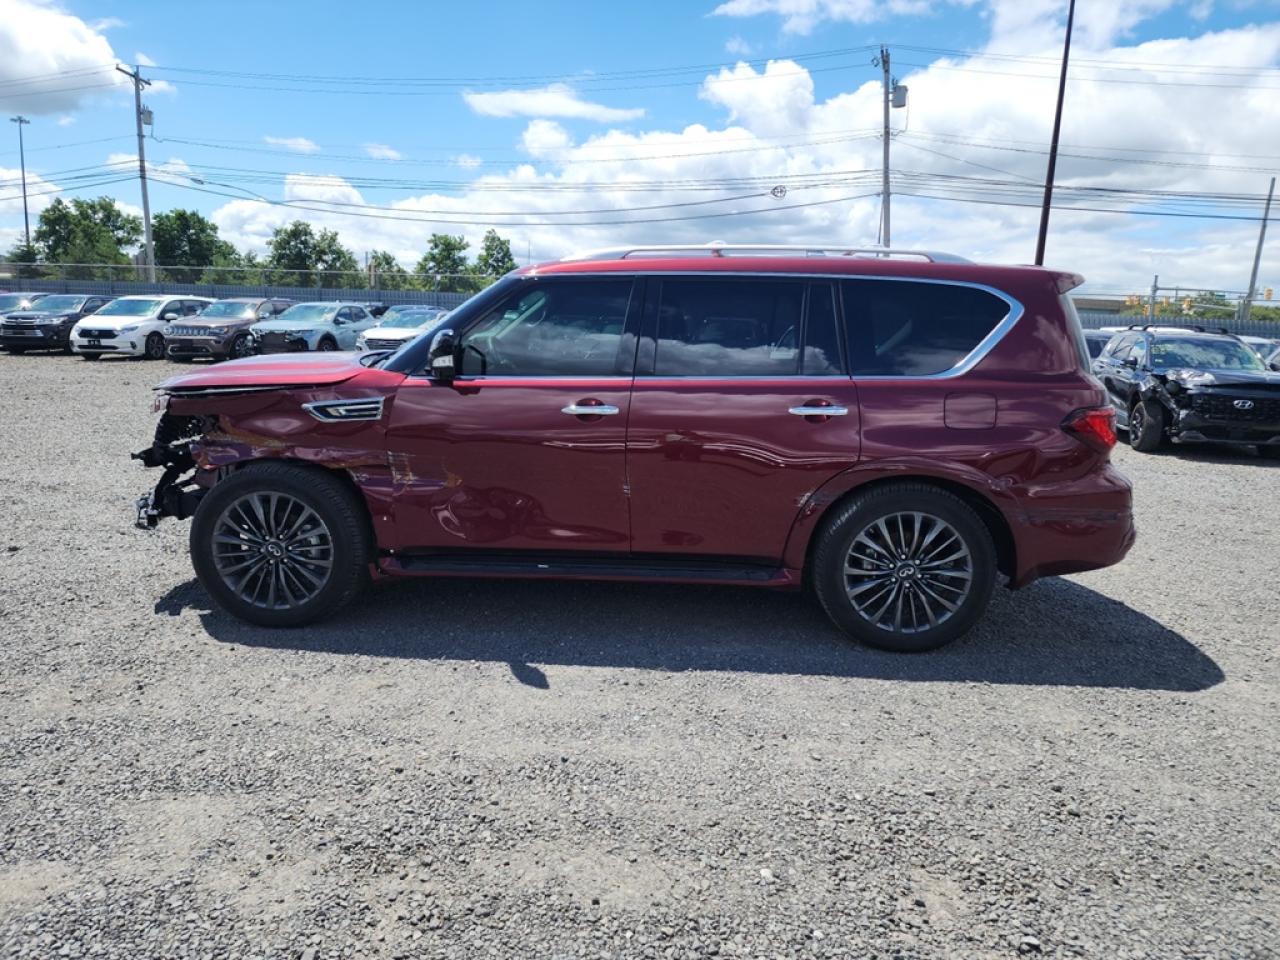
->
71;295;215;361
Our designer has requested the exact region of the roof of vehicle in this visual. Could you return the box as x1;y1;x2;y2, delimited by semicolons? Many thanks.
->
215;296;288;303
1134;326;1242;338
1;291;50;296
112;293;215;301
523;243;1084;293
284;300;369;308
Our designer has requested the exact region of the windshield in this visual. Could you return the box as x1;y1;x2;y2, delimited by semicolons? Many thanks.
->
1151;337;1267;371
97;298;165;317
274;303;336;324
0;294;40;311
25;294;83;313
199;301;258;319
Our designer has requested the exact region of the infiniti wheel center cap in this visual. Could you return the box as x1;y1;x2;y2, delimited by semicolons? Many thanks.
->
264;541;285;558
897;564;917;579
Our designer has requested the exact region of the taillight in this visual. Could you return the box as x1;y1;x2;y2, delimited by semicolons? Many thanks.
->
1063;406;1117;454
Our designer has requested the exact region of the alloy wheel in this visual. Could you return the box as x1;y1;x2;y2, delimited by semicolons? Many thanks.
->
843;511;974;635
211;492;334;610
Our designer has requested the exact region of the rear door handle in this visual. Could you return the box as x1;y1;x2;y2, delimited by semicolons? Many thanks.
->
789;405;848;417
562;403;621;416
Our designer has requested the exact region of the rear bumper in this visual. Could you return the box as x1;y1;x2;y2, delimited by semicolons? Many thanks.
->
1008;463;1135;587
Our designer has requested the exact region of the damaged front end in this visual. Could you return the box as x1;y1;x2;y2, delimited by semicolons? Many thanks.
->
132;403;218;529
1144;368;1280;446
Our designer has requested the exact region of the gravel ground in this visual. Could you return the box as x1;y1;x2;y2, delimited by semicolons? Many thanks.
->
1;351;1278;960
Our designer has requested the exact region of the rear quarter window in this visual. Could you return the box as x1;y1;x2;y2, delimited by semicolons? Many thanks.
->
841;279;1013;376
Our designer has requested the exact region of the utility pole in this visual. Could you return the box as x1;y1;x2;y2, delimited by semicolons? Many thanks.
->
878;45;892;248
116;64;155;282
1034;0;1076;266
9;116;30;247
1241;176;1274;325
1149;275;1159;322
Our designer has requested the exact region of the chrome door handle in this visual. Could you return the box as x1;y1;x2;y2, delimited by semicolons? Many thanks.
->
562;403;620;416
789;405;848;417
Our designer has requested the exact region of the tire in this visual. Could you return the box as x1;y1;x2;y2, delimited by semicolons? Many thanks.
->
189;462;370;627
811;483;997;653
80;352;101;361
317;337;337;352
229;333;253;360
144;332;165;360
1128;399;1166;452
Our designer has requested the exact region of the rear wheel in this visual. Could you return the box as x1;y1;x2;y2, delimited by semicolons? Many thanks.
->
1129;399;1166;452
189;462;370;627
811;484;997;652
317;337;337;352
144;332;165;360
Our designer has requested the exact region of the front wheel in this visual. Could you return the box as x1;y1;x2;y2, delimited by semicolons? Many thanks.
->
229;332;254;359
811;484;997;652
1129;400;1166;452
189;462;370;627
144;332;165;360
316;337;337;352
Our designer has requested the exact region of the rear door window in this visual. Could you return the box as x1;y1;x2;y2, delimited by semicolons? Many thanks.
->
841;279;1012;377
651;279;805;376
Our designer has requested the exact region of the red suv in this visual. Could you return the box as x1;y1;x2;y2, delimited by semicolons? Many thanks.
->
133;246;1133;651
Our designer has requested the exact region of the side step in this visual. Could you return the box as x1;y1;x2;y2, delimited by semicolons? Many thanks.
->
385;552;790;585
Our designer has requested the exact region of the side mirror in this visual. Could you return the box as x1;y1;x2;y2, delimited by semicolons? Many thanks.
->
1123;355;1139;368
427;328;458;380
162;312;179;322
1270;361;1280;372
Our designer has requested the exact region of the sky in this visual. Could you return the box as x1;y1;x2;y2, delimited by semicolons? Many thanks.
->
1;0;1279;295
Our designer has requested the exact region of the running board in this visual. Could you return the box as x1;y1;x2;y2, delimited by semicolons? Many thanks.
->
384;552;792;585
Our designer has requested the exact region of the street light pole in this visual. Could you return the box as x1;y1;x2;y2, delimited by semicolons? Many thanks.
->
1242;176;1275;326
116;64;156;282
9;115;31;247
1034;0;1076;266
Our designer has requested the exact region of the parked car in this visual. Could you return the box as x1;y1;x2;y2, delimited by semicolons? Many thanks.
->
250;302;377;353
1239;335;1280;360
71;295;215;360
1083;329;1113;359
133;243;1134;652
1;294;113;353
1092;325;1280;456
355;307;450;351
166;298;294;362
0;292;49;314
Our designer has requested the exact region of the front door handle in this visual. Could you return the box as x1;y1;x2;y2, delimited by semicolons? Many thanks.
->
562;402;621;416
789;404;849;417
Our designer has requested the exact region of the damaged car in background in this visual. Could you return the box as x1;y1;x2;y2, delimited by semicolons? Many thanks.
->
1092;325;1280;457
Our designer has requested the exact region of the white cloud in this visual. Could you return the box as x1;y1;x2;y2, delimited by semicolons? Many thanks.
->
454;153;483;169
463;83;645;122
521;119;574;158
207;22;1280;294
264;135;321;154
133;51;176;94
56;114;76;127
0;164;57;219
712;0;937;34
724;35;754;56
0;0;126;113
364;143;402;160
90;16;124;30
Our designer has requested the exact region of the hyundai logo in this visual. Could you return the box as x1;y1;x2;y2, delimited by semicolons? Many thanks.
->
1234;399;1255;410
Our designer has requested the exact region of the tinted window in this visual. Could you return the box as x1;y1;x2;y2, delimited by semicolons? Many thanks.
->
1151;336;1267;371
653;279;804;376
1130;338;1149;367
842;280;1011;376
1106;334;1137;361
459;279;632;377
335;308;352;323
1084;334;1110;359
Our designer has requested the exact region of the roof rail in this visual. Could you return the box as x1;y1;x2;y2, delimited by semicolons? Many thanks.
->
559;242;971;264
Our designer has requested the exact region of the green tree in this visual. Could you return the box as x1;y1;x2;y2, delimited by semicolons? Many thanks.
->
475;229;517;278
414;233;476;292
154;209;238;283
368;249;411;290
6;240;43;278
33;197;142;278
266;221;361;288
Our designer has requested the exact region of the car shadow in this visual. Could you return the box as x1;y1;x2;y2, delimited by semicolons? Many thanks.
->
153;575;1223;693
1161;444;1280;467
